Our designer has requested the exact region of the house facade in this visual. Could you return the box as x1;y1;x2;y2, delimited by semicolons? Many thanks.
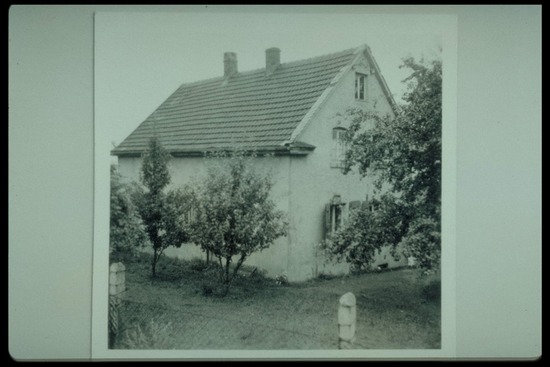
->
112;45;408;281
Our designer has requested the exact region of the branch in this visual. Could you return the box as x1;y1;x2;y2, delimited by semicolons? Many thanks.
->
231;253;247;280
156;246;166;263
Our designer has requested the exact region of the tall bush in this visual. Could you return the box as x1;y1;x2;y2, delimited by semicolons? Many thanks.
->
187;151;288;291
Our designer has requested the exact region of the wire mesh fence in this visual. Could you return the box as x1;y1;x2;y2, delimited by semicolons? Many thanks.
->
107;262;440;350
109;294;339;350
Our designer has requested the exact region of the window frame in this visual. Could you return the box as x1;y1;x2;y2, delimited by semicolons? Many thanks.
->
331;203;344;232
355;72;367;100
325;202;347;237
331;127;348;168
324;195;351;238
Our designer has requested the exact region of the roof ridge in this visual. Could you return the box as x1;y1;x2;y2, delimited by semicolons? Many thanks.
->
175;45;361;90
278;46;358;68
175;74;224;90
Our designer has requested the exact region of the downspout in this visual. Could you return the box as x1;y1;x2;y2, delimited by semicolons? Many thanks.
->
287;155;292;277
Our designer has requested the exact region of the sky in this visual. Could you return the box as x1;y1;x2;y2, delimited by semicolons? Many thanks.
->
95;7;445;149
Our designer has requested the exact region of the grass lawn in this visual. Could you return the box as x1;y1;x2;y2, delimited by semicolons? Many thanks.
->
111;252;441;350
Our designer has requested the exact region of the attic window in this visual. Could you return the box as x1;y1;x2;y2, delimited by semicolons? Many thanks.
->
355;73;367;100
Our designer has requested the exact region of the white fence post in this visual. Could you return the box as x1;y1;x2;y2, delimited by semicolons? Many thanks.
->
338;292;356;349
110;262;126;296
108;262;125;348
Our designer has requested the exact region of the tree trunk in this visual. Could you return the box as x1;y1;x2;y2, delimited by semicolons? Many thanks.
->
231;254;246;280
217;256;224;283
224;257;231;284
151;249;157;277
151;247;164;278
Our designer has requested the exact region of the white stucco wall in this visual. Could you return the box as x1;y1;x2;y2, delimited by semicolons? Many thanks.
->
117;154;293;278
284;52;407;281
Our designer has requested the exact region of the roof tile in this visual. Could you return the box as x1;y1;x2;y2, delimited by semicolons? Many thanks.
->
112;47;358;155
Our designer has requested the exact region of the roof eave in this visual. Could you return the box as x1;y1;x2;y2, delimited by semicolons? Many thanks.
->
364;46;400;115
112;144;316;158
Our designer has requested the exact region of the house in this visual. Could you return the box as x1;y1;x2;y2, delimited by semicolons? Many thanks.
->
112;44;408;281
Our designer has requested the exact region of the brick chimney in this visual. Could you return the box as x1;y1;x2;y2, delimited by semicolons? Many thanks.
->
265;47;280;76
224;52;238;78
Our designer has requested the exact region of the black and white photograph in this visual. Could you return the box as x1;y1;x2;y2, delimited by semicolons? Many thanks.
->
9;5;541;361
94;9;453;354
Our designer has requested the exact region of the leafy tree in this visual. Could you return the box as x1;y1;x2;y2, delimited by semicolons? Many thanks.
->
134;137;190;277
187;151;288;291
110;164;147;261
325;57;442;274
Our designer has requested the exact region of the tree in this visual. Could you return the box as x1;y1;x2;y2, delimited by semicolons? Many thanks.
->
110;164;147;261
134;137;190;277
187;151;288;291
325;57;442;274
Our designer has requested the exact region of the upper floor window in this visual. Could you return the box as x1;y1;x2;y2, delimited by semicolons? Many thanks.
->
331;127;348;168
355;73;367;100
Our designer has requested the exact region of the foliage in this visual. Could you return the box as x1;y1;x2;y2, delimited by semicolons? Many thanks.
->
186;151;288;292
325;57;442;274
134;137;190;277
322;196;406;272
110;164;147;260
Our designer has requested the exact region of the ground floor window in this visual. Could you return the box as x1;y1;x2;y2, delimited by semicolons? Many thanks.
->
325;195;344;237
324;196;367;238
331;203;344;232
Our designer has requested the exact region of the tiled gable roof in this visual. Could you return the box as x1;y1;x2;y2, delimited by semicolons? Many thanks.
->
112;47;360;156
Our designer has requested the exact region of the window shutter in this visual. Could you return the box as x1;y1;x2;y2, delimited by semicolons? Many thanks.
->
343;203;349;222
324;203;331;238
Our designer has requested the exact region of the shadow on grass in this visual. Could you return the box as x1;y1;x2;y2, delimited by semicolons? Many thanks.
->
120;252;283;302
